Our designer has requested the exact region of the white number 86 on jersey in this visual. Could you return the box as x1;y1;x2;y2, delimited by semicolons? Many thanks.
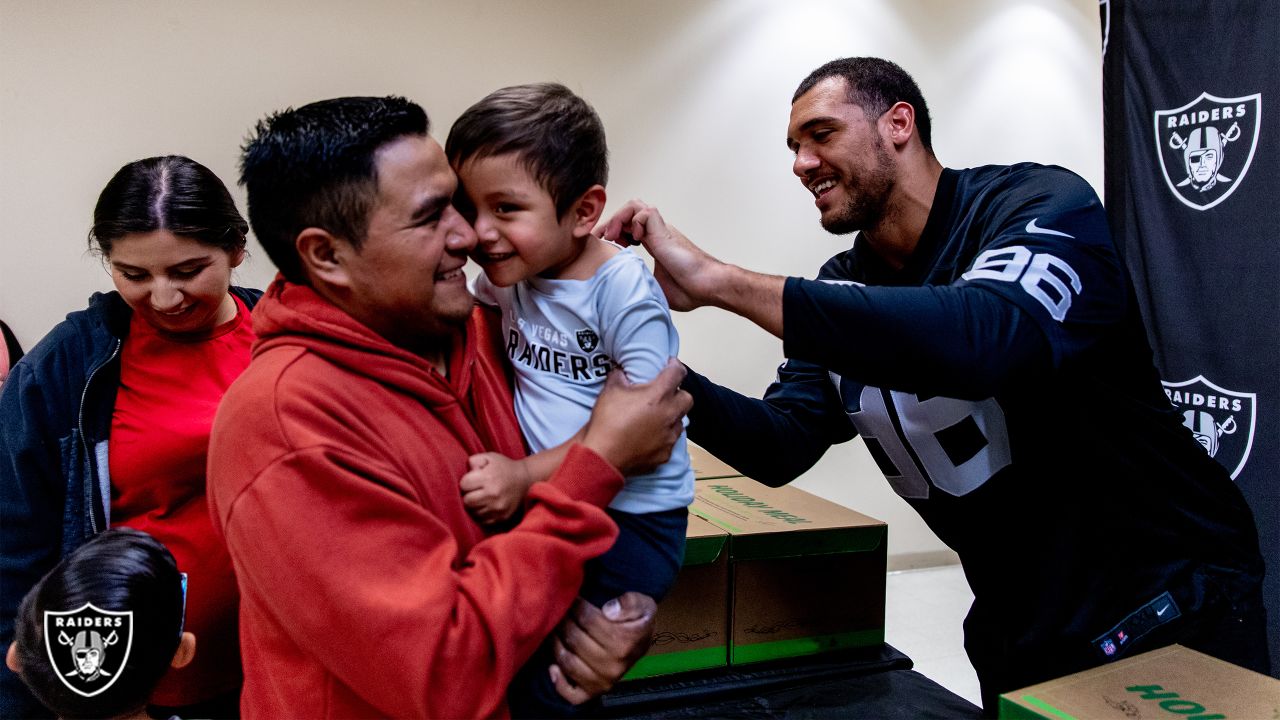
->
962;246;1083;322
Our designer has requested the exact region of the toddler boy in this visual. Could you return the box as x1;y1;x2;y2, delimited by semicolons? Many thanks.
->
447;82;694;717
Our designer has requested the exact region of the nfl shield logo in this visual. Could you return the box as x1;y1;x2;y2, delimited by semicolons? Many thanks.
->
43;604;134;697
575;329;599;353
1153;92;1261;211
1162;375;1257;480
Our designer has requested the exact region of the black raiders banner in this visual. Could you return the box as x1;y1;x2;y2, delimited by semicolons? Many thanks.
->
1101;0;1280;670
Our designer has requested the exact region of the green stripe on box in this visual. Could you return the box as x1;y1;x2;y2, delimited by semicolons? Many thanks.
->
998;696;1050;720
623;646;727;680
730;628;884;664
689;507;741;534
995;695;1077;720
1021;696;1077;720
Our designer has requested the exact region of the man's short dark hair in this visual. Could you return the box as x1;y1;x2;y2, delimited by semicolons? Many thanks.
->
445;82;608;218
239;96;429;282
13;529;185;720
793;57;933;153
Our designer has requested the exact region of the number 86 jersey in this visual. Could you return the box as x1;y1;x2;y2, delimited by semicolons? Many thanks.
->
686;163;1263;690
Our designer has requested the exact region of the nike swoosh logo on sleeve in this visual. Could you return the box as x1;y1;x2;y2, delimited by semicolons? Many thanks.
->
1026;218;1075;238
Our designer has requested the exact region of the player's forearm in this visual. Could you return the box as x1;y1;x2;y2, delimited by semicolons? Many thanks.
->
703;262;788;338
684;363;850;485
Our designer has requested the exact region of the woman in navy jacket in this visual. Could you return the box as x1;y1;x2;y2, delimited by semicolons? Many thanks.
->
0;156;261;718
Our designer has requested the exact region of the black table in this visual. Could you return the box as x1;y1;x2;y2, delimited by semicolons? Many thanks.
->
599;645;983;719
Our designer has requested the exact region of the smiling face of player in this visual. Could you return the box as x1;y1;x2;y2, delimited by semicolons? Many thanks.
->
788;76;897;235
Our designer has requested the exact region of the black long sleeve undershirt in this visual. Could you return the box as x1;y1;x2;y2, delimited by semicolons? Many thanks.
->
685;280;1051;485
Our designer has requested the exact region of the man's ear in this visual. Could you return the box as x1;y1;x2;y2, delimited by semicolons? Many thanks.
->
568;185;607;239
882;101;917;150
295;228;353;289
6;642;20;673
171;632;196;669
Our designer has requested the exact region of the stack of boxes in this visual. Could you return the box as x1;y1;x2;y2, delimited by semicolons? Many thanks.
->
626;446;887;679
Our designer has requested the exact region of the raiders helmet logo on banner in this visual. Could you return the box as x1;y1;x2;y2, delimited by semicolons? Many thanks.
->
1154;92;1261;211
43;604;134;698
1162;375;1257;479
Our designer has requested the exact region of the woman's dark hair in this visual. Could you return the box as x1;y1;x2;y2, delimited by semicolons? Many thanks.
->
13;528;186;720
89;155;249;257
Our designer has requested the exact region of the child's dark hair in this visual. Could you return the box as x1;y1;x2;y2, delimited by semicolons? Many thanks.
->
12;528;185;720
446;82;609;218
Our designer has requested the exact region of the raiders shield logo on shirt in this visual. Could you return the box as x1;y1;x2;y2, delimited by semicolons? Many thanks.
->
1154;92;1261;211
43;604;134;697
1162;375;1257;479
575;329;599;353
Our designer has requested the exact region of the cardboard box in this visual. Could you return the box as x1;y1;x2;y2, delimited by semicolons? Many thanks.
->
688;442;741;480
692;475;887;665
624;514;730;679
999;644;1280;720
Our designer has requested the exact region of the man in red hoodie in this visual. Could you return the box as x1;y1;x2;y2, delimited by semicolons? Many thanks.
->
208;96;691;719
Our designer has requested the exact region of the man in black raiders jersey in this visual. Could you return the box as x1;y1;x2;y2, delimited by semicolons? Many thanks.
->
599;57;1269;713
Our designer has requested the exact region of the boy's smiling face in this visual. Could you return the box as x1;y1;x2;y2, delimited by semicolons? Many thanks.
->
455;152;585;287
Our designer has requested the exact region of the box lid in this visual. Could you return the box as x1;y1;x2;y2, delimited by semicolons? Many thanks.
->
688;443;742;480
691;476;885;561
999;644;1280;720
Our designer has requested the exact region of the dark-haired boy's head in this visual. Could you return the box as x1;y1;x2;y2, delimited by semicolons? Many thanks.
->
6;528;193;720
238;96;430;283
446;82;608;219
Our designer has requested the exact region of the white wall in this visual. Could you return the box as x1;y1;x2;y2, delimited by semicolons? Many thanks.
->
0;0;1103;566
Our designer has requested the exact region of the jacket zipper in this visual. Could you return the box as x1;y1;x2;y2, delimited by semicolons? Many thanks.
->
79;338;121;535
